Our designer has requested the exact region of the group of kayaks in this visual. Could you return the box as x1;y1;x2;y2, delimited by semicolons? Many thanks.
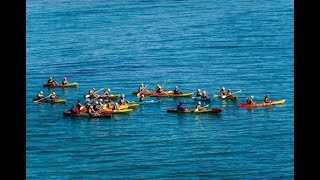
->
34;81;286;119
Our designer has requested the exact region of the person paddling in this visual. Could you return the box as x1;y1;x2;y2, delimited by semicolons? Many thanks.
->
247;96;255;104
138;83;145;92
69;105;77;114
119;94;128;105
156;84;164;93
173;86;182;94
139;95;145;102
220;87;227;96
264;94;272;103
49;92;57;99
201;91;209;99
196;89;202;97
195;101;205;111
226;89;232;97
37;91;44;99
103;89;111;96
61;77;69;85
47;77;58;85
177;101;187;111
76;99;83;114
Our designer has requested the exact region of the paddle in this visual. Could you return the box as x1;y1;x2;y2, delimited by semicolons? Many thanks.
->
85;88;104;98
137;85;149;97
213;90;242;98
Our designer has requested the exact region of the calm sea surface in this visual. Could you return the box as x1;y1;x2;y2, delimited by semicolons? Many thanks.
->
27;0;294;179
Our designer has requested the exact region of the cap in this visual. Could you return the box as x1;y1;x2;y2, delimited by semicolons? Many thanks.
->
198;101;201;105
40;91;43;94
251;96;254;99
52;92;56;95
222;87;225;90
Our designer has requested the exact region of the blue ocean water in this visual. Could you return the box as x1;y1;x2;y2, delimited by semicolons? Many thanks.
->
26;0;294;179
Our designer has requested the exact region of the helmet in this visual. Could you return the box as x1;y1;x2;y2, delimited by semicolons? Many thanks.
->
203;91;206;94
175;86;178;88
159;86;162;88
121;94;125;98
64;77;67;80
197;89;201;92
198;101;201;105
228;89;231;91
90;106;93;108
40;91;43;94
92;88;95;90
157;84;160;86
52;92;56;95
100;99;103;102
95;101;99;104
107;89;111;91
222;87;225;90
49;77;52;79
251;96;254;99
141;83;144;86
141;95;144;97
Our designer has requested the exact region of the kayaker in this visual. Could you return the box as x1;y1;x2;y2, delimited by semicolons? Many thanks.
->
173;86;182;94
138;83;145;92
201;91;209;99
88;106;100;116
156;84;164;93
89;88;95;95
264;94;272;103
103;89;111;96
49;92;57;99
247;96;255;104
114;103;120;110
177;101;187;111
61;77;69;85
195;101;204;111
69;105;77;114
220;87;227;96
47;77;57;85
93;101;101;111
76;99;83;114
119;94;128;105
227;89;232;96
37;91;44;99
196;89;202;97
84;99;91;110
139;95;145;102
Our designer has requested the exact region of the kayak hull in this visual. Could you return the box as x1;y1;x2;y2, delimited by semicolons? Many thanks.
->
150;93;193;98
43;82;78;88
33;98;66;104
167;108;223;114
127;103;139;109
99;108;133;114
63;111;112;118
239;100;286;108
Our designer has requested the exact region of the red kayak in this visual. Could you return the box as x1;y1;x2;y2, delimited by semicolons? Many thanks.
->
238;100;286;108
63;111;112;118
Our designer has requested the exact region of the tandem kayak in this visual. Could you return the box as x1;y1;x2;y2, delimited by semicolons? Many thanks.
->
43;82;78;88
33;98;66;104
213;94;238;100
63;111;112;118
167;108;223;114
127;103;139;109
150;92;193;98
192;97;211;102
99;108;133;114
238;100;286;108
84;94;120;99
132;90;174;95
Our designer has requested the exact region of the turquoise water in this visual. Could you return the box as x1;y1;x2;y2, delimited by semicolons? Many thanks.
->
27;0;294;179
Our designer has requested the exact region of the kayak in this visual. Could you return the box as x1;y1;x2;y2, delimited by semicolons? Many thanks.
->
33;98;66;104
43;82;78;88
63;111;112;118
127;103;139;109
132;90;174;95
213;94;238;100
192;97;211;102
150;92;193;98
84;94;120;100
238;100;286;108
167;108;223;114
99;108;133;114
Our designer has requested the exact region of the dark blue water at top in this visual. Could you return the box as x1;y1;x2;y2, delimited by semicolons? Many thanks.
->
27;0;294;179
